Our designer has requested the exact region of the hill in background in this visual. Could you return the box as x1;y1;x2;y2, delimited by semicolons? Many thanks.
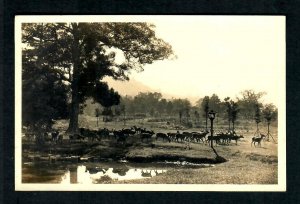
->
103;77;198;104
104;77;155;97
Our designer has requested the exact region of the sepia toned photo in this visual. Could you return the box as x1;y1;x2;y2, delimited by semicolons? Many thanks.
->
15;15;286;191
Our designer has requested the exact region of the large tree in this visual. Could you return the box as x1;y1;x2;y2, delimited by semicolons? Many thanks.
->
254;103;262;135
262;103;277;141
224;97;232;131
237;89;265;119
157;98;168;117
263;103;277;123
132;92;163;116
22;23;174;133
172;98;191;124
209;94;221;114
223;97;239;132
230;100;239;132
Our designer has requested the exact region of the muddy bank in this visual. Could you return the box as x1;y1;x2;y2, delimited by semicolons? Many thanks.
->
23;142;99;155
125;155;221;164
23;141;226;165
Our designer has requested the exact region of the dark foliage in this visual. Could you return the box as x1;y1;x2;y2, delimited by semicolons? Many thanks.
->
22;58;69;130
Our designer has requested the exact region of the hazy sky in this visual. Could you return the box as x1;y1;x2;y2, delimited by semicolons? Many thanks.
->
126;16;285;106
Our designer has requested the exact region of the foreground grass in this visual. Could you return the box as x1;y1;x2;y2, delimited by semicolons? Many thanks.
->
109;157;277;184
101;138;278;184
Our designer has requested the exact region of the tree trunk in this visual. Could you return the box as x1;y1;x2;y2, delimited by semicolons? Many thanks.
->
68;85;80;133
267;122;270;141
179;111;182;124
123;110;126;126
67;23;80;134
210;119;214;149
205;114;208;131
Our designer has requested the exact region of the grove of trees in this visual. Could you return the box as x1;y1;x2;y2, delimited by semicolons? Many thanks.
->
81;90;278;130
112;93;192;124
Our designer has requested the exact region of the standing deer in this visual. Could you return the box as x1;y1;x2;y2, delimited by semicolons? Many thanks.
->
251;134;266;147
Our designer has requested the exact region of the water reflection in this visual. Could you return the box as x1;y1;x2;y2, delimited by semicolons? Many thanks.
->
60;165;167;184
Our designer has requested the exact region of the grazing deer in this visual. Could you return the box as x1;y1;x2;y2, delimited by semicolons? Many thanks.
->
175;133;186;143
156;133;171;142
141;133;153;142
251;134;266;147
229;135;244;145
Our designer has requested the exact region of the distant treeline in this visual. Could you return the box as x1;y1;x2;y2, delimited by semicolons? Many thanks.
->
83;89;278;126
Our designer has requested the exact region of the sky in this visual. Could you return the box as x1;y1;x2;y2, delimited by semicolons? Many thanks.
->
124;16;286;106
17;15;286;106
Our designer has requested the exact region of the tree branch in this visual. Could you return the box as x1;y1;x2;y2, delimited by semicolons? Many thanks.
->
53;68;71;82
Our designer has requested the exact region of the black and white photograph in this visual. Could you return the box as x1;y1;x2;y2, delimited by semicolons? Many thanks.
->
15;15;286;191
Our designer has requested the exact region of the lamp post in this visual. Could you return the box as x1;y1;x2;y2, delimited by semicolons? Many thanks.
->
208;110;216;148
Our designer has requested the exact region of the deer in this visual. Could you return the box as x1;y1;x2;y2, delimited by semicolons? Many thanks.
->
156;133;171;142
141;133;154;142
251;134;266;147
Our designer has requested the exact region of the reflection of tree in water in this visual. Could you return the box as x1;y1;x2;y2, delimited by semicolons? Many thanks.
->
69;166;78;184
102;168;109;173
23;162;69;183
141;169;153;177
112;167;129;176
86;167;107;174
141;169;166;177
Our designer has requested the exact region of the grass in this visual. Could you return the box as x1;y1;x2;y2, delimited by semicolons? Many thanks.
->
107;136;278;184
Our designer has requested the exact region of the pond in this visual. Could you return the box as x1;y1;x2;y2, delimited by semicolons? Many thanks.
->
22;160;213;184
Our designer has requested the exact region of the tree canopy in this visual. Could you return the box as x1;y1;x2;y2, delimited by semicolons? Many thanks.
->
201;96;210;130
22;22;174;132
237;90;266;119
22;58;69;130
262;103;277;123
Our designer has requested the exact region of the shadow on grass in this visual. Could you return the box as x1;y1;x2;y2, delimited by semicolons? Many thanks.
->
246;153;278;164
126;155;227;164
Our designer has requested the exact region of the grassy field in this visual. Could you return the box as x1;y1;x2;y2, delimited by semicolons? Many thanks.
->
45;114;279;184
116;140;278;184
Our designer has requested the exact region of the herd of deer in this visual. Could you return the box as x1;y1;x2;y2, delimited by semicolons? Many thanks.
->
24;126;269;148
